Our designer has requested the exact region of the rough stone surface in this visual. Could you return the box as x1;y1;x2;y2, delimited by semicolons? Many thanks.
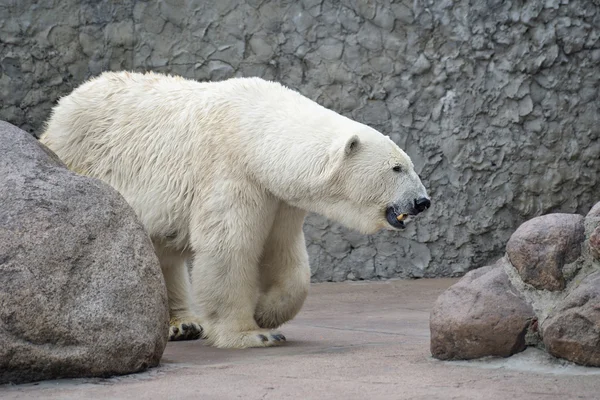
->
542;271;600;367
585;202;600;259
0;121;169;384
506;214;585;291
1;0;600;281
589;227;600;260
430;260;535;360
585;202;600;221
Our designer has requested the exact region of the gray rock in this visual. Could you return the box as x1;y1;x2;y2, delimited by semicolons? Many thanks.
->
584;202;600;237
430;260;535;360
1;0;600;282
542;271;600;367
412;54;431;75
589;227;600;261
506;214;585;291
0;121;169;384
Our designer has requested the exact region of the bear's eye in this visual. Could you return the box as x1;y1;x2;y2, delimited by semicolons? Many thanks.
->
392;165;402;173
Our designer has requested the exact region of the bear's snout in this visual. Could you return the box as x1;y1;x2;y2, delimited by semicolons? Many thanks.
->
414;197;431;214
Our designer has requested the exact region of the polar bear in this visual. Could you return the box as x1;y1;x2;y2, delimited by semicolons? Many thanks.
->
40;71;430;349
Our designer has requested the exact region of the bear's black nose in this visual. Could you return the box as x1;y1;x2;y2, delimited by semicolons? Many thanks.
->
414;197;431;213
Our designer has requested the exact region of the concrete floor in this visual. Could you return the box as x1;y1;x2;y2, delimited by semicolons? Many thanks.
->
3;278;600;400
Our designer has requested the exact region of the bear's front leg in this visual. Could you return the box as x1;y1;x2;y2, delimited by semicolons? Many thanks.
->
191;249;287;348
255;203;310;329
189;190;285;348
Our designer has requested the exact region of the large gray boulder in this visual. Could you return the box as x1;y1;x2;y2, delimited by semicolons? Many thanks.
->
0;121;169;384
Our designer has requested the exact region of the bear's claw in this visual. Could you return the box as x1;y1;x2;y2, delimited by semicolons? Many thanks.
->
271;333;286;342
251;331;286;346
257;333;285;342
169;319;203;341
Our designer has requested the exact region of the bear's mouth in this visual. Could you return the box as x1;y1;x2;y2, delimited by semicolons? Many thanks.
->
385;207;409;229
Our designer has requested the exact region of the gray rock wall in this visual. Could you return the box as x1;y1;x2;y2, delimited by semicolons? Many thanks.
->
1;0;599;281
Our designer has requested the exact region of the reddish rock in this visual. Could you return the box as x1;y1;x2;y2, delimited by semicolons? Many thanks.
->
430;260;535;360
506;214;584;291
542;271;600;367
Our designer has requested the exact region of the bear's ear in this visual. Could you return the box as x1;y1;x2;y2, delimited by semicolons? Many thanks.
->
344;135;360;156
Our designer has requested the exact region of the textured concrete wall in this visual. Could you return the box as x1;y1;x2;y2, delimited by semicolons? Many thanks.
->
1;0;599;281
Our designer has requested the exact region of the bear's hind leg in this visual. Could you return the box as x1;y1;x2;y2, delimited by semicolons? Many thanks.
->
255;203;310;329
155;246;203;341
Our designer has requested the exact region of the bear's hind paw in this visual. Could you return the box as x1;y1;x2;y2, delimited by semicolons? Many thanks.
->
169;318;203;341
257;332;286;344
207;329;286;348
236;330;287;348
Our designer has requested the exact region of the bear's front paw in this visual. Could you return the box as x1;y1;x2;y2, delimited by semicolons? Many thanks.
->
169;317;203;341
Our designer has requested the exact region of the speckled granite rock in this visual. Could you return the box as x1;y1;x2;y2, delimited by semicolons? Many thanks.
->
1;0;600;281
0;121;169;384
589;227;600;261
430;260;535;360
585;203;600;260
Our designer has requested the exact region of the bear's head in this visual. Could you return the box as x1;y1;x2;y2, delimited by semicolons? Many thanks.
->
313;127;430;235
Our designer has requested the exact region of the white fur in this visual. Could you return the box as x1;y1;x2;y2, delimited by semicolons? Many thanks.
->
40;71;428;348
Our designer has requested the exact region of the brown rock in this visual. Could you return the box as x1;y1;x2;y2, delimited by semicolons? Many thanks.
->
430;260;535;360
0;121;169;384
542;271;600;367
506;214;585;291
